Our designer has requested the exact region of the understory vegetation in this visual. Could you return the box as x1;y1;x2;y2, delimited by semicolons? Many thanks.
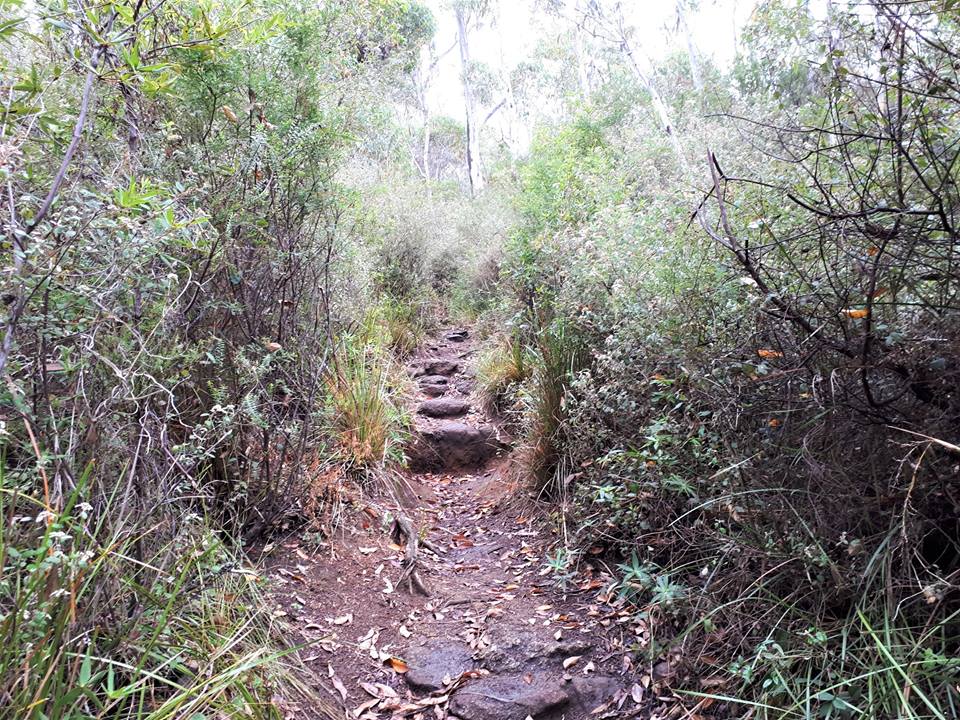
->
0;0;501;715
477;5;960;719
2;0;958;718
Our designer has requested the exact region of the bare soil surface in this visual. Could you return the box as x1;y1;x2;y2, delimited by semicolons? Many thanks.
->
263;329;657;720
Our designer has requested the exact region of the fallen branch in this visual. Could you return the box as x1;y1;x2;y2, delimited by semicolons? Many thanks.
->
888;426;960;454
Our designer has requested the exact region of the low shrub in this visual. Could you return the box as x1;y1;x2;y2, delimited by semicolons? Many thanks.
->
494;7;960;715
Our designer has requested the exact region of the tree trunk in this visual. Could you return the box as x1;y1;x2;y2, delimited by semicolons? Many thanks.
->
573;15;591;102
677;0;703;92
455;6;485;196
620;41;688;172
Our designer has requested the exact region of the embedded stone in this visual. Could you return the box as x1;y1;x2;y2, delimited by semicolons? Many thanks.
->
412;359;460;378
404;642;474;693
407;422;502;471
419;398;470;418
449;675;568;720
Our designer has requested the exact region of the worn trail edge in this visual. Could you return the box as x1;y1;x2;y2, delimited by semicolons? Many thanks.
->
267;329;638;720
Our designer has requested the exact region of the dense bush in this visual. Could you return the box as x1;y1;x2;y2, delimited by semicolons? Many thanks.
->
0;0;436;715
493;3;960;717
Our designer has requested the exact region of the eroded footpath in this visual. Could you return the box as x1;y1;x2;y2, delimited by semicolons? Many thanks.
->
265;329;656;720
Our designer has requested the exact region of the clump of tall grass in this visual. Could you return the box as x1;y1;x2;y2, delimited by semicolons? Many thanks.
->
326;337;410;472
514;322;586;498
681;524;960;719
358;299;428;357
0;463;303;720
476;333;531;415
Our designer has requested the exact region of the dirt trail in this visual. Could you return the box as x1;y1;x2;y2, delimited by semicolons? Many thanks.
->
266;329;641;720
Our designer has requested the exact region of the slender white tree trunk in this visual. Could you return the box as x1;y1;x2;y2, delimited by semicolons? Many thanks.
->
414;53;433;197
573;19;591;102
455;6;485;196
677;0;703;92
620;40;688;172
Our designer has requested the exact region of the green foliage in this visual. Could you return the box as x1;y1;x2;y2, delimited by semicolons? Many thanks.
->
493;4;960;718
476;333;531;415
514;116;615;238
0;465;290;720
326;336;409;472
0;0;440;714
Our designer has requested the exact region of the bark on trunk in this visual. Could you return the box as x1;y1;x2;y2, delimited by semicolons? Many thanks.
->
677;0;703;92
455;6;485;196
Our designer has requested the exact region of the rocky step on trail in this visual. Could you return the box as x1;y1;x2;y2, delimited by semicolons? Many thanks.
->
265;328;650;720
417;398;471;419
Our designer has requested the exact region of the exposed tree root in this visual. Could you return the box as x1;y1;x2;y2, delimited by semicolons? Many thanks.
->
391;511;430;596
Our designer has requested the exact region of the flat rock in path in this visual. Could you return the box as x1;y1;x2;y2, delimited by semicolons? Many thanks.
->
420;383;447;398
418;375;450;386
419;375;450;398
412;359;460;378
407;422;501;471
446;329;469;342
566;676;622;714
449;675;568;720
419;398;470;418
404;642;474;692
480;628;595;673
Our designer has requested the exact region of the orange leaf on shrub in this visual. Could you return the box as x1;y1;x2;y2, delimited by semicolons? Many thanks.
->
842;308;869;319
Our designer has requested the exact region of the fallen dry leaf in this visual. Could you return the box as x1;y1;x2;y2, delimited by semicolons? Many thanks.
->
352;697;380;716
331;675;348;701
563;655;582;669
387;656;409;673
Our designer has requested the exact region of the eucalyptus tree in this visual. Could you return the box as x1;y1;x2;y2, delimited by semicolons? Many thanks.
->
452;0;493;195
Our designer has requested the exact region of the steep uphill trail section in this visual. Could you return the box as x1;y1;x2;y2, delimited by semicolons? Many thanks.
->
265;329;645;720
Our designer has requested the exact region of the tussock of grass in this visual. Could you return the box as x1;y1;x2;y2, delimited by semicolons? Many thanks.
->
501;323;587;498
679;537;960;720
326;338;410;472
358;299;428;358
476;334;530;414
0;465;317;720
